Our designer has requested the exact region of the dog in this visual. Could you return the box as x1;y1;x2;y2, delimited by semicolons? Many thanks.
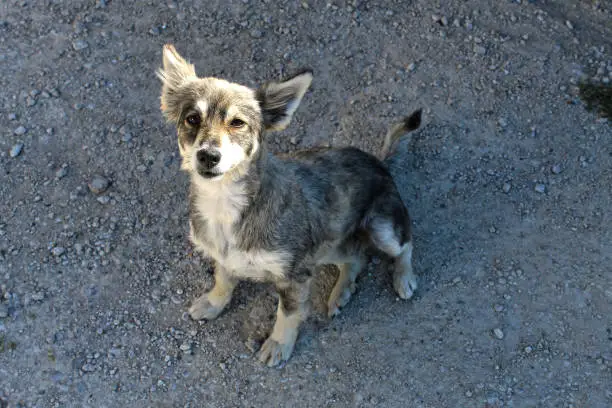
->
158;44;421;367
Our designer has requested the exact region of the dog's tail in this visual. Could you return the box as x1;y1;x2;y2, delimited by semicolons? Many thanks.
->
379;109;423;160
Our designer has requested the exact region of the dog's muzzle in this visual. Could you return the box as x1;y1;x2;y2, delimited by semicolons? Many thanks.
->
196;148;223;178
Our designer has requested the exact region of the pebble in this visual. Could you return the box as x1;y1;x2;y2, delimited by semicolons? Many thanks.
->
502;183;511;193
474;45;487;55
565;20;573;30
551;164;562;174
250;29;263;39
97;196;111;205
51;247;66;257
72;40;89;51
493;328;504;339
494;304;504;312
534;184;546;193
179;343;191;351
10;144;24;158
56;167;68;179
524;346;533;354
8;113;17;120
121;133;132;142
14;126;27;135
88;175;110;194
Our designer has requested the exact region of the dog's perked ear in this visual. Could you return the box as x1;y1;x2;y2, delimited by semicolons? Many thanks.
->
157;44;197;114
256;70;313;131
158;44;196;89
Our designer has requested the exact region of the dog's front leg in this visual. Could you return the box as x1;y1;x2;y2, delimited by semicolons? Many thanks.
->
189;262;236;320
258;277;311;367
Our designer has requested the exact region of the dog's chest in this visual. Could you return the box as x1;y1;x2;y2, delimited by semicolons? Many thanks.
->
189;184;287;279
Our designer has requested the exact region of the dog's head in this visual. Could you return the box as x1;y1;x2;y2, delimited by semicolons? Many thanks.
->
158;44;312;181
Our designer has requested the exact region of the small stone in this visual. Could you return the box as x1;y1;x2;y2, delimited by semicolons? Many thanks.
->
14;126;27;135
136;164;147;172
250;29;263;39
497;118;508;128
88;175;110;194
8;113;17;120
81;363;95;372
407;62;416;72
494;304;504;312
440;16;448;26
565;20;573;30
97;196;111;205
72;40;89;51
474;45;486;55
55;167;68;179
121;133;132;142
493;328;504;339
180;343;191;351
534;184;546;193
502;183;511;193
524;346;533;354
51;247;66;257
551;164;562;174
465;390;473;397
10;144;24;158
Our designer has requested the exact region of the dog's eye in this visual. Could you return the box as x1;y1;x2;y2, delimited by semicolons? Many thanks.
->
229;118;246;128
185;114;201;126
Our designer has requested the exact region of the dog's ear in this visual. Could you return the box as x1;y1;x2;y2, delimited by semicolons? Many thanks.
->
256;70;312;131
157;44;197;112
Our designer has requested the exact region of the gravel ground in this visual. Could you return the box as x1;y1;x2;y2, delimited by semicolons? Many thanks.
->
1;1;611;407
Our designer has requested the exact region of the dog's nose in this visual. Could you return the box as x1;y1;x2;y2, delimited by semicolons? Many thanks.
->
197;149;221;169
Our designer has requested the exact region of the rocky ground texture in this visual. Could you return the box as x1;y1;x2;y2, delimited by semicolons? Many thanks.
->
1;0;611;407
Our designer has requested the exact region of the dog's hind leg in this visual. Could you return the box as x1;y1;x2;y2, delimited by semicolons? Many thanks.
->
327;257;365;318
368;218;417;300
188;263;237;320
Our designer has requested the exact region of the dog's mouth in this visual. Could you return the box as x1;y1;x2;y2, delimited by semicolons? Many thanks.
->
197;168;224;180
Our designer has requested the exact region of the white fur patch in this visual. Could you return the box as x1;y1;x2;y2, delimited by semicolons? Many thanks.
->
216;134;247;173
370;221;403;257
190;179;289;280
196;100;208;114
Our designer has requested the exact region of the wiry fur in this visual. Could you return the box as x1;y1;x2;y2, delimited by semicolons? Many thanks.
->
158;44;422;367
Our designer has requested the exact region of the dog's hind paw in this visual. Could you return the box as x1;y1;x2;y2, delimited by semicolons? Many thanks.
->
393;271;417;300
257;337;295;367
327;283;356;318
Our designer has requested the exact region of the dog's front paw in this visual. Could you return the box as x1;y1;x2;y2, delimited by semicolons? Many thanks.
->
393;271;417;300
188;294;227;320
257;337;295;367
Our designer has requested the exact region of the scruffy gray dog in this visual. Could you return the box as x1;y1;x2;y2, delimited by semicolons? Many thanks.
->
158;44;421;367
